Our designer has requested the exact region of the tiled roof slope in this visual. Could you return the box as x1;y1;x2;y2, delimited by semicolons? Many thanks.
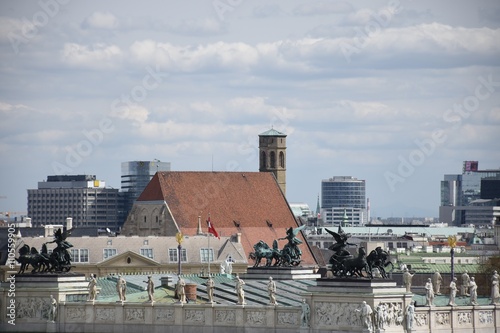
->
137;171;317;266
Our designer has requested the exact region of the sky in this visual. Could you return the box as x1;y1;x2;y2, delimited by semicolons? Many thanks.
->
1;0;499;219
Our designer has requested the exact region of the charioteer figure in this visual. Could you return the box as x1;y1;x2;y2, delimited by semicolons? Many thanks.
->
45;228;73;272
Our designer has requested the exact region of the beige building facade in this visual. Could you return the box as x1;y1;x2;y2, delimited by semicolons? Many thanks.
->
1;233;247;280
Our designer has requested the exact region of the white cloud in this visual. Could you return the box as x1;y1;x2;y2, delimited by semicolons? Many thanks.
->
82;12;119;30
252;5;283;18
129;40;259;72
368;23;500;54
293;1;353;16
0;101;31;112
168;18;225;35
110;104;149;123
1;1;499;218
62;22;493;75
0;16;35;42
61;43;122;69
343;8;377;25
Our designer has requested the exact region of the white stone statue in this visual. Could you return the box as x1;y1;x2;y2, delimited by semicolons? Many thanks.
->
403;268;415;293
425;278;434;306
374;303;386;330
219;263;226;274
355;301;373;332
48;295;57;322
491;270;500;304
116;275;127;301
300;299;310;327
176;276;186;304
448;277;457;306
88;273;97;301
470;277;478;305
235;275;246;305
432;271;443;295
267;276;277;305
225;260;233;275
405;301;415;331
461;271;471;296
206;275;215;303
144;276;154;302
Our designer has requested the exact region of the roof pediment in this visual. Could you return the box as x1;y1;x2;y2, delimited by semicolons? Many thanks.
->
96;250;161;267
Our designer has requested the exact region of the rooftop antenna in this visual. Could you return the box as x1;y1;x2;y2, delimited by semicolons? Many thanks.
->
211;154;214;172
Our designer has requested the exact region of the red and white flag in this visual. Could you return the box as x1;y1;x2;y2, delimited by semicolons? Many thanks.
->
207;215;220;239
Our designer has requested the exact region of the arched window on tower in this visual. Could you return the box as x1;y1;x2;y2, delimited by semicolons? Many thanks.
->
260;151;267;169
279;151;285;168
270;152;276;168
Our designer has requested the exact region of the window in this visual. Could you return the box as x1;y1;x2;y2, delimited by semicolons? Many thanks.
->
70;249;89;263
169;248;187;262
80;249;89;262
70;249;78;262
270;151;276;168
140;248;154;259
169;248;177;262
260;151;266;169
279;151;285;168
103;248;117;260
200;248;214;263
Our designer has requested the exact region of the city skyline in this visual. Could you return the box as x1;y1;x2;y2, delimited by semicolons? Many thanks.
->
1;1;499;218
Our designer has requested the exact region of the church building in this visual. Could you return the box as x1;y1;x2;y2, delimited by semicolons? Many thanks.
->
121;129;317;266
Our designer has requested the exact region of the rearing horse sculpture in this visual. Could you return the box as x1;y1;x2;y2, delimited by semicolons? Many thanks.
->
342;247;372;278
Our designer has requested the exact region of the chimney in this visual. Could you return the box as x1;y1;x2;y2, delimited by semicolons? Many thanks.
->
45;225;52;238
236;232;241;243
25;217;32;228
66;217;73;230
197;216;203;235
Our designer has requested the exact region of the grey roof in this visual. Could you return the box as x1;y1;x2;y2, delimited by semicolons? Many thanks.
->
91;272;491;307
315;226;475;237
259;128;286;137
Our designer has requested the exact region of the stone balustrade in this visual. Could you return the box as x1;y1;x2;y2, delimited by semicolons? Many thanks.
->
2;300;500;333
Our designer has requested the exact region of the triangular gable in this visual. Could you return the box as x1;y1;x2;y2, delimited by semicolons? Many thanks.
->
96;250;161;267
216;239;246;262
137;173;164;201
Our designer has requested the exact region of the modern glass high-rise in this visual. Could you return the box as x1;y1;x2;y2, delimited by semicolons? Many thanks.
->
440;161;500;225
121;161;171;219
27;175;121;229
320;176;366;226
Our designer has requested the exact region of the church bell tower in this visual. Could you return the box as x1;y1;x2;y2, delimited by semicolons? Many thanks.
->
259;128;287;195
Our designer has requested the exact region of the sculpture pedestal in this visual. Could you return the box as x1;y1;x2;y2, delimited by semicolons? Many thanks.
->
304;278;412;333
0;273;88;330
242;266;321;280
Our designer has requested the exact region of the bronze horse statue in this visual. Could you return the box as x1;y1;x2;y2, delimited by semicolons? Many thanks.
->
15;227;74;274
16;245;49;274
339;247;372;278
366;246;393;278
250;241;275;267
249;240;284;267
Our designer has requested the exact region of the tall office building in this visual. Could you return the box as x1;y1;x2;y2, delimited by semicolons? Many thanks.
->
440;161;500;226
121;160;171;219
320;176;367;226
27;175;121;229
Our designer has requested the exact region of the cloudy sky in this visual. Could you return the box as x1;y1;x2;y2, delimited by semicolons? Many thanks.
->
1;0;499;219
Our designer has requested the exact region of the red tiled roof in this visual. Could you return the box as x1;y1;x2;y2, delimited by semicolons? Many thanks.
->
137;171;317;266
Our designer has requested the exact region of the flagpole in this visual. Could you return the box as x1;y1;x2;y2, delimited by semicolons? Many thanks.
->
208;231;211;276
